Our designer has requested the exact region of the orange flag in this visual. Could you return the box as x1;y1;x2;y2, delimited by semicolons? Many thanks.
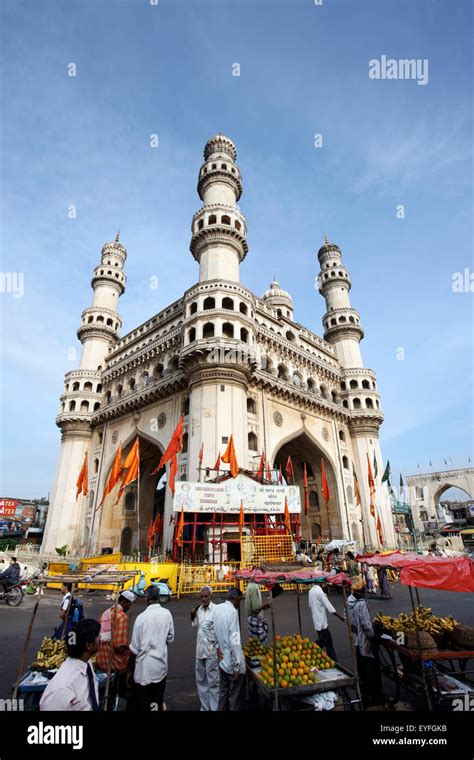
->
266;463;272;482
117;437;140;501
97;443;123;509
214;452;221;470
239;500;245;533
285;456;294;482
303;463;309;516
353;465;361;506
150;415;184;475
321;458;330;506
168;454;178;495
199;442;204;467
151;511;161;538
221;435;239;477
76;453;89;500
147;520;155;549
278;465;283;485
367;453;375;518
284;496;291;535
176;507;185;548
256;451;265;477
377;514;384;545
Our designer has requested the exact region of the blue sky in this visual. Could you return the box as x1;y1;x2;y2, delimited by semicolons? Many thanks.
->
0;0;472;499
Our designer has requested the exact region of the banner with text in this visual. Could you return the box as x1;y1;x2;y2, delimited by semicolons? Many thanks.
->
173;475;301;514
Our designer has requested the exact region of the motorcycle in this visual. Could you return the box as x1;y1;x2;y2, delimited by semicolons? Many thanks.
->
130;572;172;603
0;581;24;606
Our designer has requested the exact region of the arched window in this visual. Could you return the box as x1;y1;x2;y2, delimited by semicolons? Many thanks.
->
248;432;258;451
339;430;345;441
154;363;164;379
73;381;80;391
88;316;93;324
222;297;234;310
97;383;103;393
181;432;188;453
84;382;93;391
222;322;234;338
340;381;346;391
106;318;113;326
128;378;136;391
349;316;355;323
307;378;315;393
305;463;314;479
117;385;123;398
80;400;89;412
277;309;282;318
221;163;227;170
353;398;361;409
208;214;217;225
203;322;215;338
221;215;231;225
188;327;196;343
203;296;215;310
362;379;370;389
366;398;374;409
342;456;349;470
69;401;76;411
94;458;99;474
99;432;103;444
93;402;100;411
349;380;358;389
247;398;256;414
105;391;111;403
331;390;337;403
124;493;135;512
168;356;179;372
240;327;248;343
197;219;204;230
97;315;104;323
346;485;353;503
235;220;241;230
183;398;190;415
141;371;150;386
278;364;288;381
339;316;346;323
376;400;380;409
330;318;337;326
320;385;328;399
310;491;319;510
190;302;198;315
342;400;349;408
239;302;247;315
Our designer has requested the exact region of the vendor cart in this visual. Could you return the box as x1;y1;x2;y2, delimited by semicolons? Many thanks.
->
11;569;140;711
235;567;362;711
358;552;474;711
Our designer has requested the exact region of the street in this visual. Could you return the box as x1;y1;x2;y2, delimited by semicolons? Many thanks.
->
0;581;473;711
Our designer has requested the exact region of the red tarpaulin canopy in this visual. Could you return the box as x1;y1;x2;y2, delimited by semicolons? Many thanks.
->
234;568;351;585
400;557;474;593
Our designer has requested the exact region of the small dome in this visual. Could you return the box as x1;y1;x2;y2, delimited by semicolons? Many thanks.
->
204;133;237;161
262;279;293;306
102;231;127;259
317;235;341;259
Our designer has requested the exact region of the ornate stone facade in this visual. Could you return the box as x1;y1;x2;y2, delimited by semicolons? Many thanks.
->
42;134;396;556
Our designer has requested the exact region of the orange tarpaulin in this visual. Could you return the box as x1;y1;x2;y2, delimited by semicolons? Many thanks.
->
400;556;474;593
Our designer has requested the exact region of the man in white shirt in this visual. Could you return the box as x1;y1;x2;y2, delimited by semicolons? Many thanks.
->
128;584;174;712
308;582;345;662
191;585;219;711
213;587;246;711
40;618;101;711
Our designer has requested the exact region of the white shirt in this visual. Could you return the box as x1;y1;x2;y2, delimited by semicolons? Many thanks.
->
130;604;174;685
213;601;245;675
61;592;71;611
40;657;99;711
192;602;218;660
308;584;336;631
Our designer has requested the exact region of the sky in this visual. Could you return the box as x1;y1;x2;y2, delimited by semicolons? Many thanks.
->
0;0;472;499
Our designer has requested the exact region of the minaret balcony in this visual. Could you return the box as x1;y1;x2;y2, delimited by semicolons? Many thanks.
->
190;224;249;262
197;166;242;201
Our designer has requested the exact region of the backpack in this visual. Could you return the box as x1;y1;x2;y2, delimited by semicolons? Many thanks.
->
70;598;84;623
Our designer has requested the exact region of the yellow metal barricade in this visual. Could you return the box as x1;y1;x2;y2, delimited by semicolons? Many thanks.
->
239;535;296;590
176;562;240;598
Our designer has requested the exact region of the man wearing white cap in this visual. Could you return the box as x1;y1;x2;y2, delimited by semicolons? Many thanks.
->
96;590;135;702
191;586;219;711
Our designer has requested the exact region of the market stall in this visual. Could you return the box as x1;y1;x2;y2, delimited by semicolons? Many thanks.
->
12;570;140;711
234;567;361;711
358;553;474;710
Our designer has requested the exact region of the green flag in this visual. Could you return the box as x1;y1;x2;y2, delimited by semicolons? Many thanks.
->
382;460;391;483
373;452;378;479
400;473;404;488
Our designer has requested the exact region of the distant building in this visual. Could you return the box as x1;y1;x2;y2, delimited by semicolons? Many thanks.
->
0;498;49;544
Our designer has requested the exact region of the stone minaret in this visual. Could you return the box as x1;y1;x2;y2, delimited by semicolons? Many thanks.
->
317;238;396;548
180;135;254;491
41;235;127;553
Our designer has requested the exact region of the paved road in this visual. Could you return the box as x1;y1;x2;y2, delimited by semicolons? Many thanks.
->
1;582;472;710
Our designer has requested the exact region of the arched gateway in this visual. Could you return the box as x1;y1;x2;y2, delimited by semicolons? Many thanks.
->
42;133;396;555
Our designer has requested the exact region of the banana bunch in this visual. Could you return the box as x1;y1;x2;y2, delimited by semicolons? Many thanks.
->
374;607;458;635
31;637;67;670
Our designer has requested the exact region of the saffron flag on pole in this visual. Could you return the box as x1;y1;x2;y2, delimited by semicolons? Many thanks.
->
76;453;89;500
353;465;361;506
168;454;178;496
266;463;272;482
321;458;330;507
284;496;291;535
198;443;204;467
150;415;184;475
239;500;245;535
285;456;294;483
367;453;375;518
303;463;309;516
256;451;265;478
373;452;378;480
377;514;384;546
176;507;185;548
117;437;140;502
147;520;154;550
221;435;239;477
214;452;221;471
98;443;123;509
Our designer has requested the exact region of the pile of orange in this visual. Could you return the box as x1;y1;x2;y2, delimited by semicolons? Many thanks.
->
257;634;335;689
243;637;268;659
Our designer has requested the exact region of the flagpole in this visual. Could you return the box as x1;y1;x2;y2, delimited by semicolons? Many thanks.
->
87;421;109;557
137;450;141;560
